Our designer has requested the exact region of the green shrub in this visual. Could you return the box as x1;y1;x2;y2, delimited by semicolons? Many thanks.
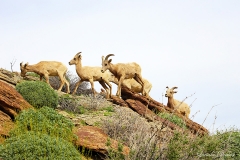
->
0;132;81;160
166;131;190;160
106;138;125;160
101;106;115;112
166;129;240;160
10;107;76;142
216;130;240;158
26;72;40;78
16;80;58;109
158;112;187;129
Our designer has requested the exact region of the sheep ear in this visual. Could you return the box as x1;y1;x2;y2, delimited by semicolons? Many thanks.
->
20;62;23;66
166;86;169;88
102;56;105;61
108;59;112;63
174;91;178;93
24;63;28;67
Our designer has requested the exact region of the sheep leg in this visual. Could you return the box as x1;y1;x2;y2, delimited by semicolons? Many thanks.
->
102;79;112;98
43;74;53;89
89;79;96;97
57;73;65;92
134;74;145;96
99;81;110;99
117;76;124;97
44;74;49;84
72;79;83;95
57;72;70;93
65;79;70;94
145;85;152;97
40;75;43;81
63;71;70;93
59;76;70;93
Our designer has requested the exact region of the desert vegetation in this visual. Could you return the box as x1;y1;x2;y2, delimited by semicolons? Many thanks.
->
0;68;239;160
16;81;59;109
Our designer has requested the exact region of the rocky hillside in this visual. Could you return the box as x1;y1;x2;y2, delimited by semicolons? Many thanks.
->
0;68;209;159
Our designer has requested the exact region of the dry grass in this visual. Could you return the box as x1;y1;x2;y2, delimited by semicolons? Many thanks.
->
101;106;173;159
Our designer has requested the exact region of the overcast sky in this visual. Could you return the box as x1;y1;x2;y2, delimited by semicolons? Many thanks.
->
1;1;239;132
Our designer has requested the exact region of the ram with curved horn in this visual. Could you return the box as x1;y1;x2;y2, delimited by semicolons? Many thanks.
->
69;52;113;99
101;54;146;97
165;86;190;118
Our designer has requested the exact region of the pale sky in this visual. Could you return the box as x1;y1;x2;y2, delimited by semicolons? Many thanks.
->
1;1;240;131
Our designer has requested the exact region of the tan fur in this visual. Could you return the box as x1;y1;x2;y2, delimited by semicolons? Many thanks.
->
20;61;70;93
165;86;190;118
69;52;112;99
107;73;152;96
101;54;145;97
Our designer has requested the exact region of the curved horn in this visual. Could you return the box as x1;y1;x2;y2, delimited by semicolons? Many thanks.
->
77;52;82;55
171;86;178;90
105;54;115;60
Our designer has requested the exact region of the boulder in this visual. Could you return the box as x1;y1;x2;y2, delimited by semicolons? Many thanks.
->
74;126;130;158
0;69;18;87
0;81;33;119
125;99;183;131
111;86;209;136
0;69;33;137
110;95;129;107
0;68;39;88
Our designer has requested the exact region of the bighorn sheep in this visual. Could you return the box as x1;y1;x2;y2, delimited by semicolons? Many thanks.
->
107;73;152;97
69;52;112;99
20;61;70;93
101;54;145;97
165;86;190;118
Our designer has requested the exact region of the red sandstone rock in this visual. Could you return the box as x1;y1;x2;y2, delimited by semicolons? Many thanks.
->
0;81;33;119
74;126;130;156
114;86;209;136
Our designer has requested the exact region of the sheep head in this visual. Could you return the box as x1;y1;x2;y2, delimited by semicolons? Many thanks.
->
101;54;115;73
20;62;29;77
69;52;82;65
165;86;178;98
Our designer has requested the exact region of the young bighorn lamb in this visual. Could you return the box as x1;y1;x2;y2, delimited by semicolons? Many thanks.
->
69;52;112;99
20;61;70;93
107;73;152;97
165;86;190;118
101;54;145;97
